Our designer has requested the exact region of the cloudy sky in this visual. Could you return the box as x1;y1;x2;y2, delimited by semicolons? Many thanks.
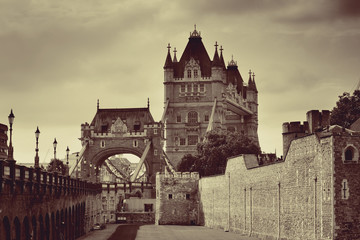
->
1;0;359;165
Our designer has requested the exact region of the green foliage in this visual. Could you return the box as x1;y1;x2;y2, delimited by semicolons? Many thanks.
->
47;159;68;175
330;90;360;128
177;130;260;176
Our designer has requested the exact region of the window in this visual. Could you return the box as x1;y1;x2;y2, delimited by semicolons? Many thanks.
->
193;84;198;92
194;69;198;78
205;115;209;122
134;121;140;131
133;140;138;147
101;125;108;132
345;148;354;161
100;140;106;148
187;84;192;92
186;194;190;200
176;115;181;123
180;138;186;146
144;204;153;212
187;69;191;78
188;135;198;145
154;129;158;134
181;84;186;92
154;149;158;156
188;111;198;124
168;194;173;199
200;84;205;92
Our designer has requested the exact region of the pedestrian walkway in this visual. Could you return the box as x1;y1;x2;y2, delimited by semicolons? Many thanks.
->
80;224;260;240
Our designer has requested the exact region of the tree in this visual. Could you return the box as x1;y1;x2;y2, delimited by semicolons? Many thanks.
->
330;90;360;128
47;159;68;175
177;130;261;176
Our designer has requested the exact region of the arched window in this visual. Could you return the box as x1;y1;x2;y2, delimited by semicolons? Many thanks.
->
345;148;354;161
342;144;359;163
188;111;198;124
187;69;192;78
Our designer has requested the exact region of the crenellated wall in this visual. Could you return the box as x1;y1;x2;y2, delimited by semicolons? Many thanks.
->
198;128;360;239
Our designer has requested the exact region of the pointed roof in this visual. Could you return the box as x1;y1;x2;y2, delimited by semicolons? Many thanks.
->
173;47;178;63
212;42;222;67
173;27;212;78
248;71;258;93
226;55;244;93
164;43;173;69
219;46;226;70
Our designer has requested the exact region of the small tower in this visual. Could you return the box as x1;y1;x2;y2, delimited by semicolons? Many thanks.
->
246;70;259;146
164;43;174;83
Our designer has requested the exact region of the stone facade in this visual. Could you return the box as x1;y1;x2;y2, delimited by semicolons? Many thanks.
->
155;172;199;225
163;28;259;168
197;122;360;239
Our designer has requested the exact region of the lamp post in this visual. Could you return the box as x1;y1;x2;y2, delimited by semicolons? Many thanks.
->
53;138;57;160
7;109;15;162
66;146;70;176
34;127;40;168
76;152;79;178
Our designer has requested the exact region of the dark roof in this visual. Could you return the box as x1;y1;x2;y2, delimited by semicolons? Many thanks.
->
220;50;226;70
248;73;258;93
163;50;173;69
90;107;155;132
226;65;244;93
174;35;212;78
212;45;222;67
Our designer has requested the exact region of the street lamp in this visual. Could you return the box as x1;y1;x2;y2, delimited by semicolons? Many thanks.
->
7;109;15;162
34;127;40;168
66;146;70;165
53;138;57;160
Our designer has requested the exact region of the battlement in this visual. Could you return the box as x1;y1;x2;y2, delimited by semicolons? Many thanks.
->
282;121;309;134
156;171;199;180
144;123;161;128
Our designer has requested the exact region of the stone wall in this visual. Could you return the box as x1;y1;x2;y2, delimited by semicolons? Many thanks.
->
155;172;199;225
199;133;337;239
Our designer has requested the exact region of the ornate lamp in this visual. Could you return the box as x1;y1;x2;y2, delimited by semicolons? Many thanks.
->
34;127;40;168
7;109;15;162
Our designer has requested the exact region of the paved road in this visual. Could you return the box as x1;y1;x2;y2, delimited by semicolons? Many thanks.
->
79;224;259;240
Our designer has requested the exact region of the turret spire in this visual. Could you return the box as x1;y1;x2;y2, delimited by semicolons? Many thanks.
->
212;41;221;67
173;47;178;62
164;43;173;69
97;99;99;110
147;98;150;109
219;45;226;69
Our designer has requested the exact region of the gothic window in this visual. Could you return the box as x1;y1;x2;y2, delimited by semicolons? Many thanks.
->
200;83;205;92
188;135;198;145
154;129;158;134
181;84;185;92
187;84;192;92
194;69;198;78
168;194;173;199
342;144;358;162
187;69;192;78
100;140;105;148
180;138;186;146
188;111;198;124
205;115;209;122
133;140;138;148
193;84;198;92
345;148;354;161
176;115;181;123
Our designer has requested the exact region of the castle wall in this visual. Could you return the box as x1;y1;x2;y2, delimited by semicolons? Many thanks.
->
155;172;199;225
199;134;337;239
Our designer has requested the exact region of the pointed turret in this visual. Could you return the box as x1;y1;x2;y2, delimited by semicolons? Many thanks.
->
173;47;178;63
248;70;258;93
212;41;222;67
164;43;173;69
219;46;226;70
226;55;244;93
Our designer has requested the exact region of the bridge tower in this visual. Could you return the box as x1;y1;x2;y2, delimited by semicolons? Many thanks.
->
162;27;260;168
76;104;166;184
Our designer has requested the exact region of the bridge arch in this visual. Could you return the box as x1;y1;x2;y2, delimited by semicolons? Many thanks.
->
2;216;11;240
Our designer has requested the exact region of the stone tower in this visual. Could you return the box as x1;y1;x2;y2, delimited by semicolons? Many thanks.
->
163;27;259;168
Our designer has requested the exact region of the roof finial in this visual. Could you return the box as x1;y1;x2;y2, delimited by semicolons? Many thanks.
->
220;45;223;53
252;72;255;81
194;24;196;31
214;41;218;50
249;69;252;77
147;98;150;109
97;99;99;110
173;47;178;62
167;43;171;53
